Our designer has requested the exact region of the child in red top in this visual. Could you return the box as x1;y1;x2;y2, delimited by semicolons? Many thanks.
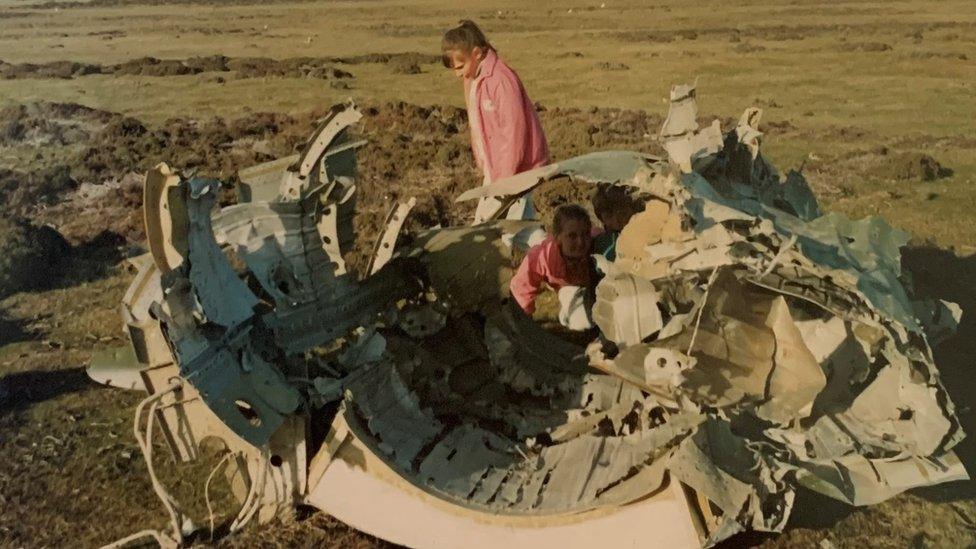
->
510;204;595;329
442;20;550;222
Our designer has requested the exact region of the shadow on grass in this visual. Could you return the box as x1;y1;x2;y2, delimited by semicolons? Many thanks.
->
0;366;92;415
0;308;41;346
1;230;128;303
58;230;129;288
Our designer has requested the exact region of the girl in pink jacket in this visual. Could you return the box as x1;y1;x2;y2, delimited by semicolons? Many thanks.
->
442;20;550;221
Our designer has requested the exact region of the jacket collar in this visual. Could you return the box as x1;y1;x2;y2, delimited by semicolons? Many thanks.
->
476;48;499;80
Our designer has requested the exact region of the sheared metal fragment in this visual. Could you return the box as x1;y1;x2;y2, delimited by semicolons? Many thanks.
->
87;345;145;390
661;83;723;173
369;197;417;274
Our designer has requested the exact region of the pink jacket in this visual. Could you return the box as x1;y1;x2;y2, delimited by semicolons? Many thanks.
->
510;236;592;315
465;49;549;183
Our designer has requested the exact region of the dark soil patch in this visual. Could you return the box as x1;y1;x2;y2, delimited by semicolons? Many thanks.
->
388;58;421;75
532;177;600;231
882;151;953;181
337;51;440;72
839;41;893;52
0;59;102;80
0;98;668;275
0;165;77;218
0;217;70;299
595;61;630;71
908;50;969;61
110;56;199;77
821;147;953;183
226;57;353;80
0;52;440;81
182;54;229;72
733;42;767;53
0;101;119;146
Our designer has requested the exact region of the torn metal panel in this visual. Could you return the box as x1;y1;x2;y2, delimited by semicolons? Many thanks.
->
369;197;417;275
346;361;444;470
455;151;659;206
455;163;559;203
592;272;664;347
237;154;299;203
87;345;146;391
147;176;302;446
833;354;954;456
734;107;764;160
183;178;260;327
913;297;962;346
281;103;363;199
790;451;968;507
306;413;705;549
143;163;187;273
670;420;792;541
755;296;826;423
782;169;821;221
214;197;341;309
660;83;700;138
660;83;724;173
555;150;661;186
263;258;423;354
406;223;514;314
120;254;172;367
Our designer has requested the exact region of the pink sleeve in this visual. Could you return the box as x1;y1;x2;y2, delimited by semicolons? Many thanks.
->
485;75;529;179
510;245;546;315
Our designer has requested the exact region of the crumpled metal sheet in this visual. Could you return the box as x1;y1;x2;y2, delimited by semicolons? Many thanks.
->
213;198;340;310
578;85;966;543
660;83;724;174
454;151;660;208
87;344;146;390
94;92;967;548
592;272;664;347
341;328;701;515
149;177;302;446
369;197;417;275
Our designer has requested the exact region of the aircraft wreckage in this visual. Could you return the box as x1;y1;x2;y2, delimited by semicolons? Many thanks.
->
89;84;968;548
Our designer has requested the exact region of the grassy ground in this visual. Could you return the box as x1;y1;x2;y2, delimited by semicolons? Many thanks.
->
1;0;975;547
1;0;974;247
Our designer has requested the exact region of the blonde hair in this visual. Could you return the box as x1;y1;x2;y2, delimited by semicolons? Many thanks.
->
441;20;493;68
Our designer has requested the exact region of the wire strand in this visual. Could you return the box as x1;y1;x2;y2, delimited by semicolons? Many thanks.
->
204;452;234;540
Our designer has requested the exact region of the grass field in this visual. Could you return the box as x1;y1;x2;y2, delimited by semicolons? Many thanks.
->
1;0;975;547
